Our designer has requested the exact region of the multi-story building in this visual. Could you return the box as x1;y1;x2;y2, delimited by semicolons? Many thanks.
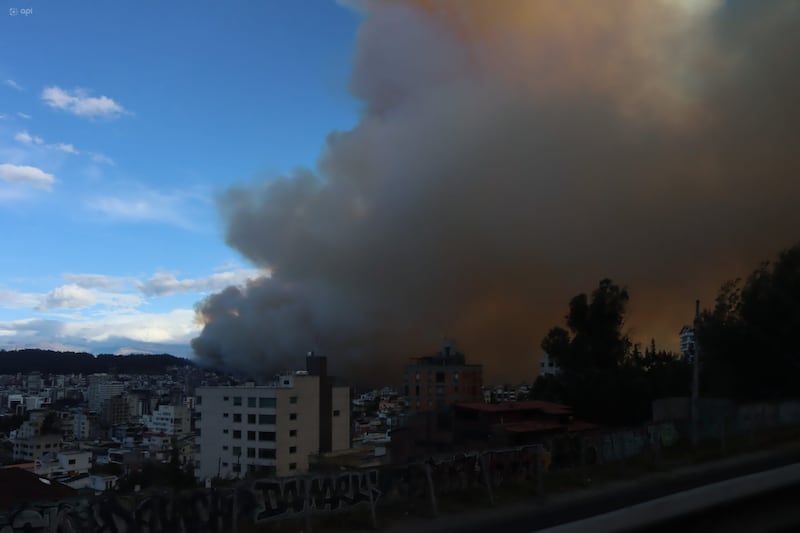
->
194;354;350;480
35;450;93;478
142;404;191;436
13;434;64;461
538;352;561;378
679;325;696;363
88;374;124;413
101;394;130;426
403;339;483;413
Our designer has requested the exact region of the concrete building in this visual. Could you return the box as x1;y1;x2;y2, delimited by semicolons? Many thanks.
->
13;434;64;461
88;374;124;413
142;404;191;436
403;339;483;413
35;450;92;478
679;325;696;363
539;352;561;378
194;354;350;480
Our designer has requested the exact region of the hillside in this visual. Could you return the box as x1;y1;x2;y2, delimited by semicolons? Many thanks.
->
0;349;194;375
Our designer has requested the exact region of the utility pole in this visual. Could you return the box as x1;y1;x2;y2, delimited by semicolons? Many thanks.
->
691;299;701;446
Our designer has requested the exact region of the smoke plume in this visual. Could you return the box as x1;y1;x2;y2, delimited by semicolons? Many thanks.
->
192;0;800;383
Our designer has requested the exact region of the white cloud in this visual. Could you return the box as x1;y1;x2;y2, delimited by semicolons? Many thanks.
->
0;310;199;353
62;273;125;290
0;289;42;309
41;86;128;119
73;309;198;344
14;131;44;145
36;283;142;311
15;131;80;154
91;152;114;165
85;189;199;228
37;284;97;310
4;80;23;91
17;112;31;119
0;163;55;190
137;269;263;297
50;142;79;154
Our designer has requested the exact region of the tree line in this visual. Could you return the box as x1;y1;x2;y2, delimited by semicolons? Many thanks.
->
0;349;193;375
532;242;800;426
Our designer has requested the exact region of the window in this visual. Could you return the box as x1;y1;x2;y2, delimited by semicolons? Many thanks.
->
247;447;256;458
233;430;241;439
289;396;298;404
223;396;229;401
233;463;241;473
289;463;297;471
68;459;76;465
415;385;420;396
247;414;256;424
259;414;275;424
289;429;297;437
223;413;229;418
196;428;202;436
283;380;290;386
289;446;297;454
258;431;275;441
233;446;242;456
196;395;202;405
223;429;229;434
223;446;228;451
247;431;256;441
233;413;242;423
222;462;229;467
258;448;275;459
259;397;276;408
333;410;341;417
289;413;297;421
436;372;445;383
233;396;242;406
248;397;256;408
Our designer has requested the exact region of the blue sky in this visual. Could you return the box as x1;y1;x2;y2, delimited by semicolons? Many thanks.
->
0;1;361;356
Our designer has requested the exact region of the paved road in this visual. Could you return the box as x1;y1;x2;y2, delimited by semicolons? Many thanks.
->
381;446;800;533
643;482;800;533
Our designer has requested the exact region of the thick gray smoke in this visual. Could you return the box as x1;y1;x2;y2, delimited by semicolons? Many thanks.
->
192;0;800;383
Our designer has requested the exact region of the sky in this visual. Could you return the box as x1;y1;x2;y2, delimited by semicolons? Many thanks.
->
0;1;361;356
2;1;799;385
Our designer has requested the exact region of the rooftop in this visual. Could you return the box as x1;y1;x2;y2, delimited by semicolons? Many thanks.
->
454;400;572;416
0;468;77;509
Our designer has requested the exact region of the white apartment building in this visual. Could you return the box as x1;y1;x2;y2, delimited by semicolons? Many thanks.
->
35;450;92;478
194;355;350;480
142;404;191;436
13;434;64;461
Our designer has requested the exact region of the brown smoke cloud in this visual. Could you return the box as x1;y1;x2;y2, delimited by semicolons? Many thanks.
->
192;0;800;384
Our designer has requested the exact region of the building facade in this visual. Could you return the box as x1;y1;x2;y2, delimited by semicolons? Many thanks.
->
679;325;696;363
403;340;483;413
194;355;350;480
142;404;191;436
538;352;561;378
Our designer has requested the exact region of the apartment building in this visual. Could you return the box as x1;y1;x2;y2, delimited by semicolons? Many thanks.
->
142;404;190;436
403;339;483;413
194;354;350;480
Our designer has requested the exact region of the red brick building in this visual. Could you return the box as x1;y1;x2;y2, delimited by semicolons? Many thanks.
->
403;339;483;413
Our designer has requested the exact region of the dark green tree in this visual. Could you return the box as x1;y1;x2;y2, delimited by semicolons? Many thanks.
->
534;278;690;426
698;243;800;400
